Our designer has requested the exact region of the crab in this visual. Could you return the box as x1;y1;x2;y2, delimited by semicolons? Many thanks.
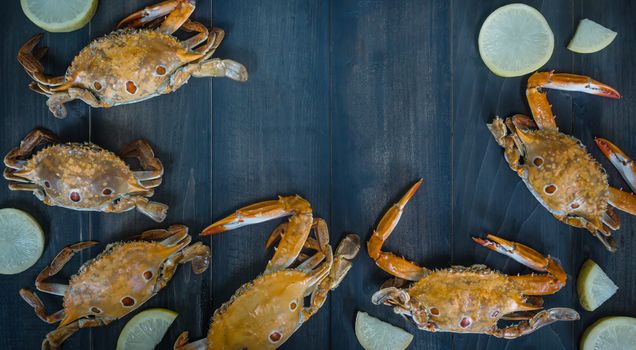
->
488;72;636;251
18;0;247;119
368;180;579;338
173;195;360;349
4;128;169;222
20;225;210;349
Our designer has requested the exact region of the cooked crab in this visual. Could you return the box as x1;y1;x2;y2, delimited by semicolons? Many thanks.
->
18;0;247;119
20;225;209;349
4;128;168;222
368;180;579;338
488;72;636;251
173;196;360;349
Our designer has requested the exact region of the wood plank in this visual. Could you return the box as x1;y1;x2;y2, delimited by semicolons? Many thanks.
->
0;1;91;349
452;1;576;349
330;1;452;349
210;1;330;349
87;1;212;348
572;0;636;343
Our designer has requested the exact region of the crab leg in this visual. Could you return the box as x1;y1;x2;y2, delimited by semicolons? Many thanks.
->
4;128;58;169
473;234;567;289
36;241;99;296
174;332;208;350
608;187;636;216
120;139;164;181
595;138;636;193
45;318;113;350
368;179;431;281
45;88;110;119
189;58;248;82
118;0;195;35
302;234;359;322
19;289;65;324
527;72;621;130
17;34;67;87
202;195;314;273
487;308;579;339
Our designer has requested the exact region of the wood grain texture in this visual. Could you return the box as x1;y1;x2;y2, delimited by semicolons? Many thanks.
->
1;0;635;349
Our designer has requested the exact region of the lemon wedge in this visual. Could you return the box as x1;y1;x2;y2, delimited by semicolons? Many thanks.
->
117;308;177;350
577;259;618;311
568;19;617;54
20;0;98;33
581;317;636;350
355;311;413;350
0;208;44;275
478;3;554;77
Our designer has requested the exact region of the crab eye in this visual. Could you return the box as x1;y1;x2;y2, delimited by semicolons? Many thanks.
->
155;65;167;75
102;188;113;196
126;81;137;94
69;191;81;202
90;307;102;314
121;296;136;307
143;270;153;280
43;181;51;188
533;156;544;167
93;81;103;90
460;316;472;328
544;184;557;195
429;307;439;316
289;300;298;311
269;331;282;343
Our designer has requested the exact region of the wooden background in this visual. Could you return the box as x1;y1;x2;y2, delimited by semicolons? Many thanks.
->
1;0;634;349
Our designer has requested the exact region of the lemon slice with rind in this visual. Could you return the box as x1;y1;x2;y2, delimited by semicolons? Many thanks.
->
20;0;98;33
0;208;44;275
478;3;554;77
581;317;636;350
355;311;413;350
117;308;177;350
577;259;618;311
568;19;617;54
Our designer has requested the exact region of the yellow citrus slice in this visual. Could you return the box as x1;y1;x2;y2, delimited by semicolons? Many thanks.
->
0;208;44;275
478;3;554;77
581;317;636;350
577;259;618;311
20;0;98;33
116;308;178;350
568;19;617;54
355;311;413;350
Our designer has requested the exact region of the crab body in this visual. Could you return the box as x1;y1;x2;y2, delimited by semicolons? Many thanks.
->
18;0;247;118
175;196;360;349
4;129;168;222
488;72;636;251
20;225;210;349
368;181;579;338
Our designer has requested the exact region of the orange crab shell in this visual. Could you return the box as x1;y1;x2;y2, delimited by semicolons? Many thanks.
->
59;239;188;327
405;266;539;333
66;29;197;104
18;143;144;209
207;270;313;349
516;127;609;231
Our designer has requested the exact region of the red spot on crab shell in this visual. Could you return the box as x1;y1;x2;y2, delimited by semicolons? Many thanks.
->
121;296;135;307
269;331;282;342
126;81;137;94
70;191;81;202
460;317;472;328
429;307;440;316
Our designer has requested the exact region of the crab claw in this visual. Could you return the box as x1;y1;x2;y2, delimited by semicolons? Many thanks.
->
473;234;566;285
528;72;621;99
595;138;636;193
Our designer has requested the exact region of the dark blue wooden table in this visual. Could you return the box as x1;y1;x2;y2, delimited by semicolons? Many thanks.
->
1;0;634;349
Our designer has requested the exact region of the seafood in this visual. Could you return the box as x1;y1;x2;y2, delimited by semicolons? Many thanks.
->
4;128;168;222
174;196;360;349
20;225;210;349
368;180;579;338
488;72;636;251
18;0;247;118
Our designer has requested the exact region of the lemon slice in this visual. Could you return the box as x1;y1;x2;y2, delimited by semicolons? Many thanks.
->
568;19;617;54
0;208;44;275
478;3;554;77
20;0;98;33
355;311;413;350
577;259;618;311
581;317;636;350
116;308;178;350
